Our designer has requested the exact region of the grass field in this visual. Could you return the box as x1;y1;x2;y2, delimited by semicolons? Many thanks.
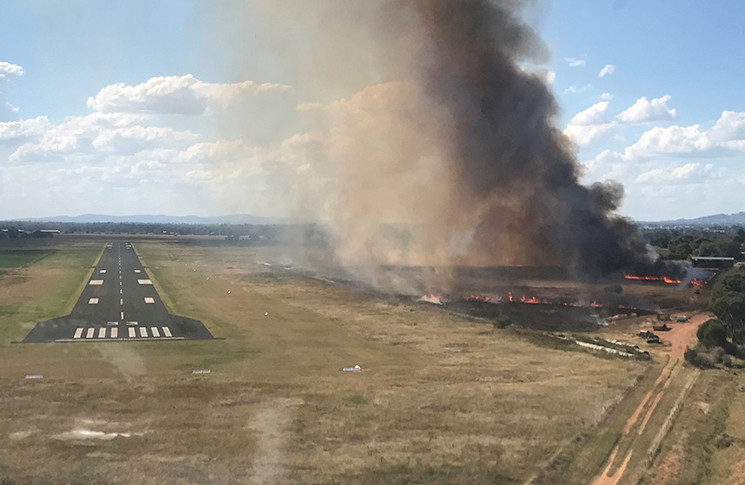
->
0;236;668;484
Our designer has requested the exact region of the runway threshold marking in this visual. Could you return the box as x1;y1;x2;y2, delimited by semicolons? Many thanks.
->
86;328;95;339
139;327;148;338
111;328;118;338
150;327;160;337
74;328;83;339
128;328;136;338
98;328;106;339
162;327;172;337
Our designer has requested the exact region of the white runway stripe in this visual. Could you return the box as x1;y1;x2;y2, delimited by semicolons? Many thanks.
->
151;327;160;337
86;328;95;339
111;328;118;338
74;328;84;339
121;311;124;320
128;328;136;338
139;327;148;337
98;328;106;339
162;327;172;337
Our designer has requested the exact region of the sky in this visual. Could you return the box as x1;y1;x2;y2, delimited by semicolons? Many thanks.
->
1;0;744;221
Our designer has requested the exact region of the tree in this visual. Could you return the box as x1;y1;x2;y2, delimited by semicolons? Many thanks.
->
696;319;728;348
670;242;693;260
715;238;741;259
734;228;745;245
710;268;745;343
695;242;721;257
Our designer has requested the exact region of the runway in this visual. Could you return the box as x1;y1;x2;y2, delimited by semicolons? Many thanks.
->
22;242;213;343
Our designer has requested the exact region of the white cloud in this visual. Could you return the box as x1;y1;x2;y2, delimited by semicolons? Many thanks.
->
87;75;293;115
0;117;50;143
566;58;587;68
10;112;198;163
564;122;620;147
0;61;24;79
564;84;592;95
569;101;609;126
635;163;713;184
598;65;616;78
624;125;714;159
563;101;621;147
600;93;613;101
617;95;677;123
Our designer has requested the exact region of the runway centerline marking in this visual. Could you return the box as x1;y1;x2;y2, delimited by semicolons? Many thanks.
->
120;311;124;320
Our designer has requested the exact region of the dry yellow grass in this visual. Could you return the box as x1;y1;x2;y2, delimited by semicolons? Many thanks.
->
0;238;653;484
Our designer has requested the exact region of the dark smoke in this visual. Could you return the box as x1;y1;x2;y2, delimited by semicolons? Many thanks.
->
381;0;683;279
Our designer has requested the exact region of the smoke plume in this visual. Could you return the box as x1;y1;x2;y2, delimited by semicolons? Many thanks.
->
226;0;682;287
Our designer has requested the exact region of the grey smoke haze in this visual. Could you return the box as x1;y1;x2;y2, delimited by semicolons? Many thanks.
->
222;0;682;288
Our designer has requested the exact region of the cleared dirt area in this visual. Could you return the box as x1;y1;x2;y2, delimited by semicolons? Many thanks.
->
0;237;657;484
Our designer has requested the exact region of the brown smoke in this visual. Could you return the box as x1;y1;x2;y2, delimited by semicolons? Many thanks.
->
221;0;682;289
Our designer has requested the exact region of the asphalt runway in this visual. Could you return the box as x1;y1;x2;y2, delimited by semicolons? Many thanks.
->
23;242;213;343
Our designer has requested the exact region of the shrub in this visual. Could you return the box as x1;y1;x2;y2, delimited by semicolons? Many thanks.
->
685;347;716;369
697;319;728;348
493;317;512;329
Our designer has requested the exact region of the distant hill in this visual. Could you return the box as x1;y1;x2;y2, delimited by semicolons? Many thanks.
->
12;214;302;225
643;212;745;227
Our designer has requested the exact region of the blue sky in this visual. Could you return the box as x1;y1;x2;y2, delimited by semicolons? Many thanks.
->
1;0;744;221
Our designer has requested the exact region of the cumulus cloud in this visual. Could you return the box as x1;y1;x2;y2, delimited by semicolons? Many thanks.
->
569;101;609;126
617;95;677;123
563;101;621;147
622;111;745;159
0;117;50;143
635;163;713;184
600;93;613;101
0;61;24;79
564;122;620;147
598;65;616;78
87;75;293;115
10;112;198;163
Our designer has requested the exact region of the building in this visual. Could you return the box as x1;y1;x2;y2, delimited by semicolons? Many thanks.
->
691;256;735;269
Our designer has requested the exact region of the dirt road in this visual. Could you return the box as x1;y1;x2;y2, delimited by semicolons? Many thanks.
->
591;313;710;485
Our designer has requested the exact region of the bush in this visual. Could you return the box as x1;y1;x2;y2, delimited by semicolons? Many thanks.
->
685;347;716;369
493;317;512;329
697;319;728;348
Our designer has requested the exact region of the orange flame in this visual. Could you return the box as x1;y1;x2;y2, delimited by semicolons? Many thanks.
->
624;274;681;284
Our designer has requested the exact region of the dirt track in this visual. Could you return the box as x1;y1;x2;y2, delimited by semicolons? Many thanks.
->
591;313;709;485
